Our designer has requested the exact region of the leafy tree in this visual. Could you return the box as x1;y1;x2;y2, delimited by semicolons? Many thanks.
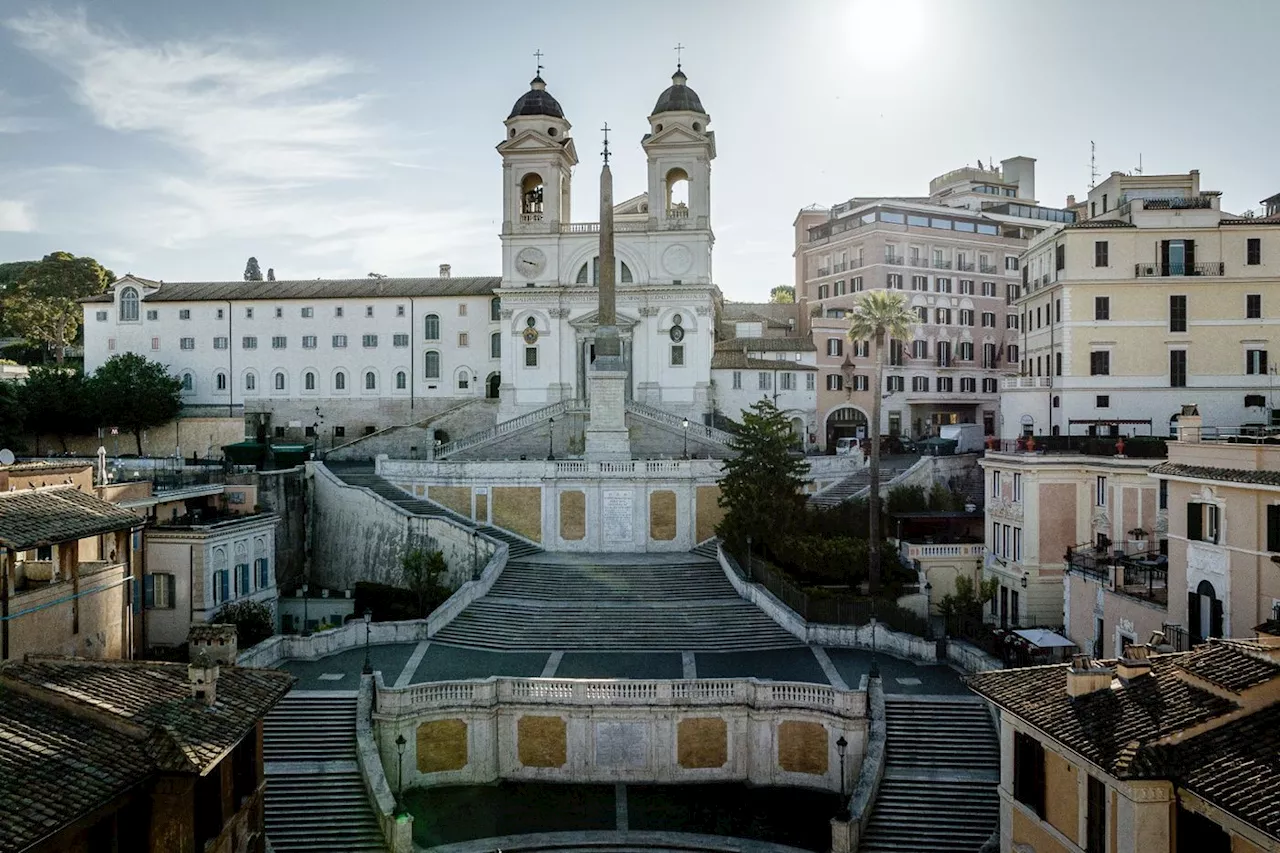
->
6;252;113;364
847;290;916;593
401;547;451;616
769;285;795;304
244;257;263;281
936;574;998;625
717;399;811;555
266;267;276;281
21;366;93;453
88;353;182;455
0;260;36;336
212;600;275;648
0;380;25;452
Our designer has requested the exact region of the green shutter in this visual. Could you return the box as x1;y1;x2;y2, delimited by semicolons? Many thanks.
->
1268;505;1280;553
1187;503;1202;541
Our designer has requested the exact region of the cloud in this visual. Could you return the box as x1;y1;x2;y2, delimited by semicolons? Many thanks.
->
6;8;386;181
0;200;35;232
0;90;48;133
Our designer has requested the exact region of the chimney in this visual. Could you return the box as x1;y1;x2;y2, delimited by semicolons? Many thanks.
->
187;623;239;666
439;264;451;279
1176;404;1202;443
1066;194;1076;206
1116;643;1153;682
188;650;219;707
1066;654;1114;697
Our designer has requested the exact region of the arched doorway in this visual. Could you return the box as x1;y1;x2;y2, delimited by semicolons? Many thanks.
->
789;417;805;449
486;372;501;399
826;406;869;449
1189;579;1222;643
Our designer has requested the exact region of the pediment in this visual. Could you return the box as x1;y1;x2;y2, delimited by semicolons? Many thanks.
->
497;130;579;164
613;193;650;216
569;309;640;330
642;124;712;149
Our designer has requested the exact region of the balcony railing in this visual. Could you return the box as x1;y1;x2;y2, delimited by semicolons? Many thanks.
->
816;267;830;277
993;435;1168;457
1134;262;1225;277
667;207;690;219
1002;377;1052;389
519;212;544;223
933;259;953;269
980;263;999;274
1133;196;1214;210
885;256;905;265
957;261;975;271
1115;554;1168;605
833;262;848;273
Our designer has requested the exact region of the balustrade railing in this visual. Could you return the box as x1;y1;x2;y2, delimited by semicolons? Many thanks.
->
979;263;999;274
435;400;577;457
624;401;736;446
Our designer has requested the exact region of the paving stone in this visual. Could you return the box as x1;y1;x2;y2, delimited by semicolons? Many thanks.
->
554;652;683;681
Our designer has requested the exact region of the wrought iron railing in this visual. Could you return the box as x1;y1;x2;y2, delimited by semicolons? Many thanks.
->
1134;262;1225;277
933;259;953;269
957;261;975;271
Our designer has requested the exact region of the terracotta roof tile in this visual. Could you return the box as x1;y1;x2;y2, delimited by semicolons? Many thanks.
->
82;276;501;303
714;336;816;353
1173;642;1280;693
1151;462;1280;489
0;486;140;550
711;351;818;371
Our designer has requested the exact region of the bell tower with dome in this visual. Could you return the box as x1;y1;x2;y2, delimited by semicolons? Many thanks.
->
643;66;716;234
498;75;578;243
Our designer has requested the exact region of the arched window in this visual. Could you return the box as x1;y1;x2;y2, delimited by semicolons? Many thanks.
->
180;372;193;392
274;371;286;391
334;371;347;391
244;372;256;391
424;314;440;341
365;371;376;390
304;371;316;391
119;287;139;322
457;369;471;391
490;332;501;359
520;172;544;216
575;257;634;286
490;297;501;321
215;371;227;391
665;167;690;213
395;371;406;390
425;351;441;380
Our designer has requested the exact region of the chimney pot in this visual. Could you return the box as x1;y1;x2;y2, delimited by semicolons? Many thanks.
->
1067;655;1114;697
1066;194;1076;206
188;650;219;706
439;264;451;279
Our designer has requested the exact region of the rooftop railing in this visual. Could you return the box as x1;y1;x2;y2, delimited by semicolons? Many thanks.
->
1134;262;1225;277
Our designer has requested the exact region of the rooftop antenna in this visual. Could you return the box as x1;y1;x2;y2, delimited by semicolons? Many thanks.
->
1134;153;1143;175
1088;141;1099;190
601;122;611;165
534;49;544;77
674;42;685;71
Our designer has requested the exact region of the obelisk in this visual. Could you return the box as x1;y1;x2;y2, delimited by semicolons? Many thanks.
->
584;124;632;461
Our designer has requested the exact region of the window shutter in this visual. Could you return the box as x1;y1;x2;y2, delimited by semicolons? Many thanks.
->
142;574;153;610
220;572;229;604
1188;590;1201;639
1267;505;1280;553
1186;503;1202;541
1185;239;1196;267
1210;597;1224;638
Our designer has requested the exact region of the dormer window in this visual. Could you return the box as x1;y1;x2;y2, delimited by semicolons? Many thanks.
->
119;287;140;322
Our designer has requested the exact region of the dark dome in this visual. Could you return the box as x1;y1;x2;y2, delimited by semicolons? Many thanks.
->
652;69;705;115
508;76;565;119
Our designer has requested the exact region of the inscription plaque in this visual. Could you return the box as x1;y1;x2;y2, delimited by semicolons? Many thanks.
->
595;720;649;768
601;489;634;543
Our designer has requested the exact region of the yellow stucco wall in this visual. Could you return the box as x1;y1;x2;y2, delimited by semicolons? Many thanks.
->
475;491;488;523
677;717;728;769
695;485;724;544
649;490;677;541
777;720;827;775
517;715;567;768
559;490;586;540
417;719;468;773
1233;835;1267;853
428;486;472;518
492;486;542;543
1011;804;1074;853
1045;750;1080;843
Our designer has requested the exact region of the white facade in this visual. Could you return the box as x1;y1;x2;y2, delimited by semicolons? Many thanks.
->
144;512;279;647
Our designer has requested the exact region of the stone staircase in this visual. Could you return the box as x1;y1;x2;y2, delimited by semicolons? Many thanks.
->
807;456;916;508
434;399;583;459
860;695;1000;853
263;691;386;852
326;463;541;559
432;551;802;652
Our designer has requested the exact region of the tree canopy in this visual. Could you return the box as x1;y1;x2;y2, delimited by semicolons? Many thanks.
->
266;268;276;281
244;257;263;281
5;252;113;363
21;366;93;453
769;285;795;304
717;399;810;554
89;353;183;454
0;260;37;337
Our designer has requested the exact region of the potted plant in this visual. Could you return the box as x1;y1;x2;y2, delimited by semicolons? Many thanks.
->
1128;527;1149;551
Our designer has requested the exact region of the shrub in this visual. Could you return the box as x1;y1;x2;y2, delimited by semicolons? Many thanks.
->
212;600;275;648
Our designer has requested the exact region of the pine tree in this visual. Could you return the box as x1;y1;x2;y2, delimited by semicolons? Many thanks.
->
244;257;263;281
267;268;276;281
716;399;810;553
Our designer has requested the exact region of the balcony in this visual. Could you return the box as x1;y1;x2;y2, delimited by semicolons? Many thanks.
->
815;267;830;277
993;435;1168;457
980;263;999;274
1002;377;1052;389
667;207;690;219
519;212;544;223
1134;262;1224;277
933;259;953;270
1065;544;1168;606
957;261;975;272
833;262;848;273
885;256;905;266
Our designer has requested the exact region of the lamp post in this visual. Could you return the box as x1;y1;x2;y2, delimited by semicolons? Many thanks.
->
836;735;850;820
394;733;407;815
471;527;480;582
745;535;753;582
681;416;689;459
547;416;555;461
301;583;310;636
925;581;933;638
361;608;373;675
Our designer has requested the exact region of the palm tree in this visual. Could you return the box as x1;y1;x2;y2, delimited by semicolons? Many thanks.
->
847;290;916;593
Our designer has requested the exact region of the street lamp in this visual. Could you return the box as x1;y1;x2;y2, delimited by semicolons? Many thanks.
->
836;735;850;820
394;733;407;815
681;417;689;459
361;608;373;675
471;527;480;582
925;581;933;638
547;416;555;460
301;583;310;636
745;535;753;582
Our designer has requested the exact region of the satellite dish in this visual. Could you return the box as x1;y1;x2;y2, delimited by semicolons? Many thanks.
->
0;449;14;466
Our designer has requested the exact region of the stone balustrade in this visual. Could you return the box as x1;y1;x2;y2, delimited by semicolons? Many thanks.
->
902;542;986;559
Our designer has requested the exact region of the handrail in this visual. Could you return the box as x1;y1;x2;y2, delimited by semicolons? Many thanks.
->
434;400;584;458
625;400;736;445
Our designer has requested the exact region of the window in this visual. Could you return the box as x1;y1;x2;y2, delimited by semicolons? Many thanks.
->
178;309;190;320
937;341;952;366
1012;527;1022;561
852;340;869;357
1096;476;1107;507
936;277;952;294
937;376;953;392
424;314;440;340
334;371;347;391
981;311;995;328
255;557;270;589
1247;237;1261;265
242;336;257;349
982;280;996;297
887;375;904;393
395;371;406;390
911;275;927;292
144;573;175;609
216;308;224;320
983;377;997;393
914;306;928;324
1012;473;1022;502
212;335;228;350
1267;505;1280;552
1005;256;1019;271
363;334;378;348
332;334;348;348
818;284;830;299
394;333;409;348
1170;349;1187;387
215;372;227;391
936;308;952;325
671;345;685;366
990;470;1001;496
1096;395;1110;408
852;375;868;391
959;309;974;326
180;373;193;391
780;372;795;391
912;339;928;359
120;288;140;321
272;336;287;349
301;306;313;318
180;337;195;350
1247;294;1262;318
335;306;344;318
1246;349;1268;374
213;569;230;605
1055;244;1065;272
271;371;284;391
304;371;316;391
959;341;974;361
1095;296;1110;320
274;307;283;319
911;376;929;392
1012;731;1046;818
806;372;816;391
241;307;252;320
302;335;317;349
887;273;903;289
758;372;771;390
244;372;257;391
1007;344;1019;363
1170;294;1187;332
1054;352;1062;376
1007;314;1019;330
333;426;346;438
1090;351;1110;376
365;305;374;318
424;351;441;379
365;371;376;390
458;303;467;317
960;377;976;393
1094;240;1109;267
235;562;251;597
1187;502;1220;544
959;279;974;295
525;347;538;367
95;310;108;322
490;297;502;321
826;374;843;391
731;371;742;390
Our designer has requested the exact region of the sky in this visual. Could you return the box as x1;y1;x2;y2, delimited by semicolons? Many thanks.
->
1;0;1278;301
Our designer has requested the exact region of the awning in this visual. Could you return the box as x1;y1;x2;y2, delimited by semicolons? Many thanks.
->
1014;628;1076;649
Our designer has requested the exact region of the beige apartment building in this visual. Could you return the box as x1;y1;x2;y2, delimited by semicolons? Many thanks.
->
794;157;1076;448
980;443;1163;632
1001;170;1280;439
